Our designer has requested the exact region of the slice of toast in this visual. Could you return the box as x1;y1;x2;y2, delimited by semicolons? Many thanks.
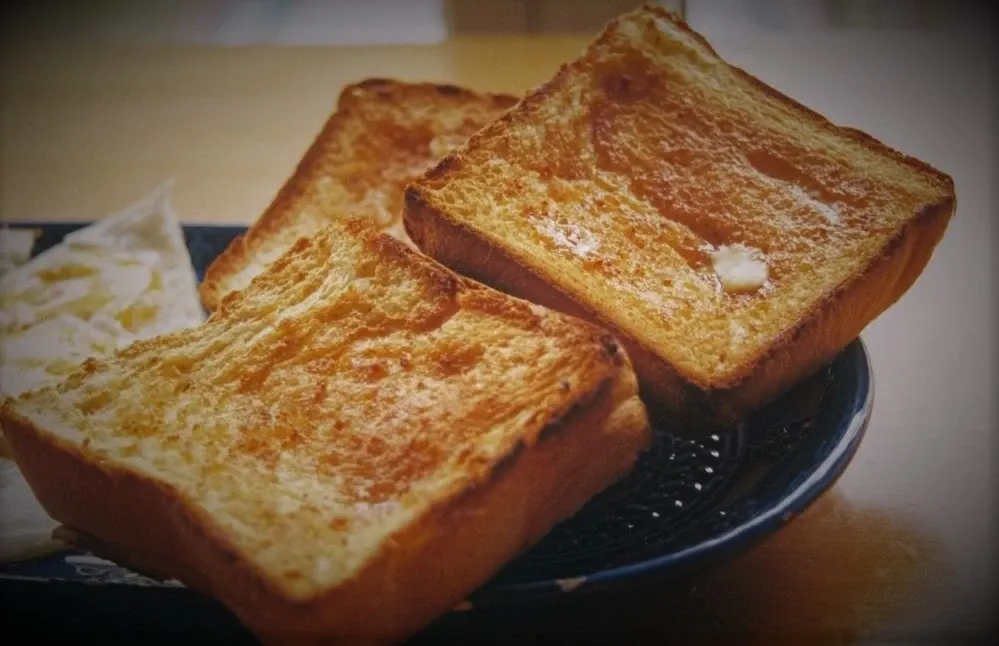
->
1;217;651;643
199;78;518;311
405;5;956;429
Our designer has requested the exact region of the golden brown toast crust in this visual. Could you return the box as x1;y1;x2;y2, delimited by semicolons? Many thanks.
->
1;218;651;642
200;79;518;311
404;5;956;429
407;191;951;429
16;375;647;644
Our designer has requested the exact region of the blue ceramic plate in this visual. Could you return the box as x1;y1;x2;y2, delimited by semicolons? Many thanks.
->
0;223;873;634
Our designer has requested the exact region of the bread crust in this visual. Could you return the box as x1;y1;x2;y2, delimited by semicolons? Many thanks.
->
1;219;651;643
405;189;952;430
2;363;648;644
404;5;956;430
200;79;518;311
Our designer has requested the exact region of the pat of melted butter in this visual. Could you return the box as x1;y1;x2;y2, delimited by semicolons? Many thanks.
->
708;244;768;293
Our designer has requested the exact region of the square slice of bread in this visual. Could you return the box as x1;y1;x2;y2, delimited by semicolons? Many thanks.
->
405;5;956;429
1;218;651;643
199;78;518;311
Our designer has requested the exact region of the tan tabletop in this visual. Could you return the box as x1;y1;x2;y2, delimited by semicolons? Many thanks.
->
1;30;994;644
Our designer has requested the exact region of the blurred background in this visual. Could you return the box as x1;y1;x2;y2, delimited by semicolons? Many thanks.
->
1;0;986;45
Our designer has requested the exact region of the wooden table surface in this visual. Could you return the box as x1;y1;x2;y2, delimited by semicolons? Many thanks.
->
1;28;994;644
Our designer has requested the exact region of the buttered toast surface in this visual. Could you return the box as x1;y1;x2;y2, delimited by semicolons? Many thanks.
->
1;218;650;642
200;79;518;310
406;5;955;428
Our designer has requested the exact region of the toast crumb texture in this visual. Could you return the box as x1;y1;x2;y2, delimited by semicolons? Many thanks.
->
1;218;650;642
199;79;518;311
405;4;956;428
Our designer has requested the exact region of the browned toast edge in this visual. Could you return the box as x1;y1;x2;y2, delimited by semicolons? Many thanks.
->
199;78;518;311
406;188;952;429
403;5;957;429
1;223;651;642
1;347;648;644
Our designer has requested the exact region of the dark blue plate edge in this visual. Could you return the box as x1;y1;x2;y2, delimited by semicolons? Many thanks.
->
470;338;873;605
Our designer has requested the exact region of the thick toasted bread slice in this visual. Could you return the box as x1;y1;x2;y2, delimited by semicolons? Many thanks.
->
1;218;650;643
405;5;956;429
200;78;518;311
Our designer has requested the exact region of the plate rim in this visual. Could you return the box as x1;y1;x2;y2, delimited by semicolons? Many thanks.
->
474;337;874;603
